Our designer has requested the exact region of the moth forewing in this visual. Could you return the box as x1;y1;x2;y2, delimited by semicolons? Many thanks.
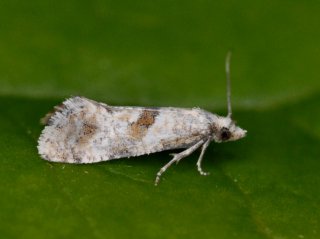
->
38;97;215;164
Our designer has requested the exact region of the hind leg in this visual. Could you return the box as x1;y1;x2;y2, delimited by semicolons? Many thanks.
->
154;140;205;185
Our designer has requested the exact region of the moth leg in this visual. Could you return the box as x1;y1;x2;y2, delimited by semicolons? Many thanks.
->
154;140;204;186
196;137;211;176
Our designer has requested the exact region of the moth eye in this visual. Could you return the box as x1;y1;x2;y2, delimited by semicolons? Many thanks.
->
220;127;231;141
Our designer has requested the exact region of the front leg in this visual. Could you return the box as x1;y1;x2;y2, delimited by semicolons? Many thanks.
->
196;137;211;176
154;140;205;186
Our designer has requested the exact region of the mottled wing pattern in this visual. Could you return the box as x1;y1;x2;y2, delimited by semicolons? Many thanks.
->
38;97;213;163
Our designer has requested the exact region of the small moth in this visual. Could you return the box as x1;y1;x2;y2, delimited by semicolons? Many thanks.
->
38;52;247;185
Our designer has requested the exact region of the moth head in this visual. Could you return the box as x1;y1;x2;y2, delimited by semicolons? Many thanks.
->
212;116;247;143
211;51;246;142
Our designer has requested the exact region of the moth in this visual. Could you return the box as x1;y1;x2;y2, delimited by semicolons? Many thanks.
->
38;52;247;185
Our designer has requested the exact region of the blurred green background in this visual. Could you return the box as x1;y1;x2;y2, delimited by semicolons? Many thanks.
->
0;1;319;238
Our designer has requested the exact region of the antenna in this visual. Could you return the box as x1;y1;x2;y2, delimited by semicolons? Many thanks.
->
225;51;232;118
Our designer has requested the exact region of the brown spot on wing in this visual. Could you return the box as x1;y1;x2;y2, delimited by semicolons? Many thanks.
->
77;114;98;145
67;112;99;163
129;110;159;139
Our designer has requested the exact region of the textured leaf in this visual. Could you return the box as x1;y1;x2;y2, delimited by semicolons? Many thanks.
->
0;1;319;239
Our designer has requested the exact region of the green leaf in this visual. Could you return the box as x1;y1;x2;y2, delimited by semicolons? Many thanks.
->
0;1;320;239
